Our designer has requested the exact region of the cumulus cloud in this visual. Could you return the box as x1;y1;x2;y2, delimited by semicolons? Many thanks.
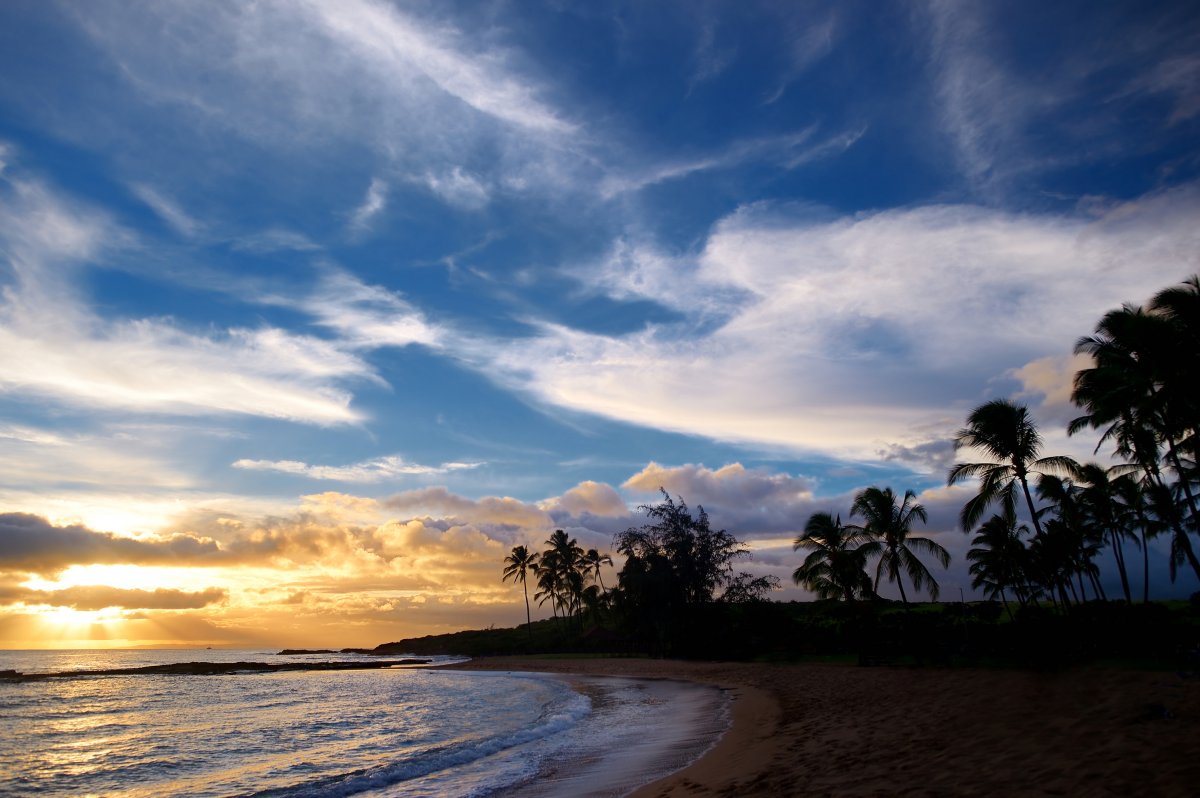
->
622;462;821;538
381;487;553;533
1011;352;1094;424
0;513;223;575
538;481;629;518
233;454;482;482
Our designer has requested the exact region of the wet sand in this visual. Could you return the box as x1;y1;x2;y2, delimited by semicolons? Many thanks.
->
444;657;1200;797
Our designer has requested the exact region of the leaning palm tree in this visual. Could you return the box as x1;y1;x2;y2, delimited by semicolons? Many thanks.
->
502;545;539;633
947;398;1077;538
793;512;873;602
851;486;950;603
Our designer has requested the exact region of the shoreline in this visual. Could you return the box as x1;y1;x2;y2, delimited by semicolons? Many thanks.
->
441;656;1200;796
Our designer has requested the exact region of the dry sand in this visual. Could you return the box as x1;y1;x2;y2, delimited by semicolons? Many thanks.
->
445;657;1200;797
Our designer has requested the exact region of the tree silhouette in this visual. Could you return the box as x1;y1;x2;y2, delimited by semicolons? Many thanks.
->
947;398;1077;538
793;512;872;602
966;512;1030;618
1071;286;1200;580
502;545;539;634
851;486;950;603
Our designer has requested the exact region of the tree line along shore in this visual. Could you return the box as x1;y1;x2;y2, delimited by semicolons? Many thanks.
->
370;275;1200;668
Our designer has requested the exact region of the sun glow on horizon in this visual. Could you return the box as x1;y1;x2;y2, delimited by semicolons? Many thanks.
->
22;564;221;594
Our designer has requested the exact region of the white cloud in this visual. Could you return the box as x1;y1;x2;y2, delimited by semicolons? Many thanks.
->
129;183;203;237
0;170;368;425
232;455;481;482
465;188;1200;461
421;167;490;209
232;228;321;253
348;177;388;235
763;12;837;105
296;269;441;351
597;126;861;199
296;0;573;134
66;0;577;199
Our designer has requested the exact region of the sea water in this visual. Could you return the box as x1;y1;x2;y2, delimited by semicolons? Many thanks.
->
0;650;729;798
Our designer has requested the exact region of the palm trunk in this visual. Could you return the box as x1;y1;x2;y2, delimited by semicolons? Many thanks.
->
521;578;533;642
1019;474;1046;540
1109;529;1133;603
1140;528;1150;603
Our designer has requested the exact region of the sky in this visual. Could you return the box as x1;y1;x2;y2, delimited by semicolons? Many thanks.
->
1;0;1198;649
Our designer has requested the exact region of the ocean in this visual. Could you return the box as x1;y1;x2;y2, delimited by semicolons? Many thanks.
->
0;649;729;798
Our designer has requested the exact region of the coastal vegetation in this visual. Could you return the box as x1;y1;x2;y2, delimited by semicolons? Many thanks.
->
482;275;1200;666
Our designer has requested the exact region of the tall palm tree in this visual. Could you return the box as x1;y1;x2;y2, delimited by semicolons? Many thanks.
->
544;529;585;619
1071;302;1200;579
966;513;1031;618
793;512;872;602
947;398;1077;538
850;486;950;603
1075;463;1141;603
1035;473;1108;603
582;548;613;593
502;545;539;633
534;550;564;627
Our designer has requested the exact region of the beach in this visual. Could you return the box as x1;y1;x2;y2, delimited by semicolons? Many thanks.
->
445;657;1200;797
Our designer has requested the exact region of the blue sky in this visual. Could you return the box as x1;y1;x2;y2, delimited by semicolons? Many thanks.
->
1;1;1198;646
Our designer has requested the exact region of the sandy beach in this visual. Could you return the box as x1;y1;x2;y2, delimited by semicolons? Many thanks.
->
445;657;1200;797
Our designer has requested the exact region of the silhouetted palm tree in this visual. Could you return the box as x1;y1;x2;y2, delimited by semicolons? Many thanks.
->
582;548;613;593
503;545;540;634
851;486;950;603
947;398;1077;538
1076;463;1142;603
543;529;585;619
1036;473;1107;603
793;512;872;602
1071;299;1200;580
534;550;565;627
966;512;1030;618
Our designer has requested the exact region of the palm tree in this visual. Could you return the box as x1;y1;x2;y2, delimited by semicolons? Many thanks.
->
582;548;613;593
1075;463;1141;603
793;512;873;602
947;398;1077;538
534;550;565;627
966;513;1031;619
1071;299;1200;579
851;486;951;603
543;529;585;619
1035;473;1107;603
502;545;539;633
